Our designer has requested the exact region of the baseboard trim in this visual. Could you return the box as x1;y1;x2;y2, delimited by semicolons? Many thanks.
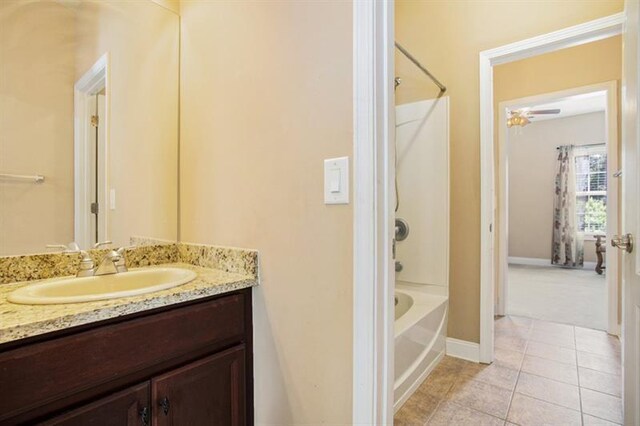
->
508;256;597;269
508;256;550;266
445;337;480;363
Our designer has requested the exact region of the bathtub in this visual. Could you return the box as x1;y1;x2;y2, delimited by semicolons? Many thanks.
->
394;283;448;411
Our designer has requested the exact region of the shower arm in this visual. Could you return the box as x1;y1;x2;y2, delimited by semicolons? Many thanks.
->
395;42;447;94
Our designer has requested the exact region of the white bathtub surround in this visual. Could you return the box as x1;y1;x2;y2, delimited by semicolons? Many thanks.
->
395;98;449;289
394;284;448;412
394;98;450;411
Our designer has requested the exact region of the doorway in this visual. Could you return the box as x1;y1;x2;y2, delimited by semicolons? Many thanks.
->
496;83;619;333
477;12;624;363
474;15;629;426
476;11;632;426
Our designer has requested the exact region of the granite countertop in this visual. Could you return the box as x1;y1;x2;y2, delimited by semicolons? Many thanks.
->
0;263;257;345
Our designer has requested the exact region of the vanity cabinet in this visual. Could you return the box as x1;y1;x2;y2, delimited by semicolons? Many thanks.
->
41;383;151;426
0;289;253;426
151;346;246;425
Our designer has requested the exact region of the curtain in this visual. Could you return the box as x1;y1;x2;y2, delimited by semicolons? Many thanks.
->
552;145;584;268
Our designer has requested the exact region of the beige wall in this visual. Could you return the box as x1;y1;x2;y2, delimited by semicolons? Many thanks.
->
396;0;623;343
508;113;605;263
179;1;353;424
0;0;76;255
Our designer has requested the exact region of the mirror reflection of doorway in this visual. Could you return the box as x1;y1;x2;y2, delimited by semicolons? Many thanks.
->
88;91;106;246
74;54;109;250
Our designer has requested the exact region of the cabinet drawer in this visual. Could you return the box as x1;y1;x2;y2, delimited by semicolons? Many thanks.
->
0;293;245;423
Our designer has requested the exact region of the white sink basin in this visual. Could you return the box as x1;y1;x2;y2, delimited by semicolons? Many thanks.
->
7;268;198;305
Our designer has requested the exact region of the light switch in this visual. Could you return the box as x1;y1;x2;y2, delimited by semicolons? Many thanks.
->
330;169;341;193
324;156;349;204
109;189;116;210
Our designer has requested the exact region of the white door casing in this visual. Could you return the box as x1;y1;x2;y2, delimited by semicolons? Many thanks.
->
352;0;395;424
622;1;640;424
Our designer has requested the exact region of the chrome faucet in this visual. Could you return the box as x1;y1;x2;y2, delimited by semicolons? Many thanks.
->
75;243;128;277
46;241;128;277
94;248;128;276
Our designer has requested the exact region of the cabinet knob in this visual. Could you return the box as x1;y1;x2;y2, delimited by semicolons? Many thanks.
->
160;396;170;415
139;406;150;426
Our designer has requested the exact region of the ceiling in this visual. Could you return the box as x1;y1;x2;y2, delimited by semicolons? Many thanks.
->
508;90;607;123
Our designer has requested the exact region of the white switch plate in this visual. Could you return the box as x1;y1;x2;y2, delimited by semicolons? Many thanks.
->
109;189;116;210
324;156;349;204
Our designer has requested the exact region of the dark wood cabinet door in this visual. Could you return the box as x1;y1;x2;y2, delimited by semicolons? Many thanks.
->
40;382;150;426
151;345;246;426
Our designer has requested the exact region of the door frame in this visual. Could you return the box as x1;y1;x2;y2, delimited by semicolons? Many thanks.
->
621;0;640;423
352;0;395;424
74;53;110;249
479;13;624;363
496;82;620;336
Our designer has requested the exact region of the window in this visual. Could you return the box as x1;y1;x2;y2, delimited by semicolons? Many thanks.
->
575;146;607;234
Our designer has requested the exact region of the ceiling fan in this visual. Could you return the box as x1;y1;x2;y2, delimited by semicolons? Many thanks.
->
507;108;561;127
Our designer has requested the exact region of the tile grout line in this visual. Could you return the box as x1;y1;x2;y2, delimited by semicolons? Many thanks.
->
496;318;622;424
502;322;530;424
528;320;623;422
444;371;504;421
428;363;504;425
574;325;585;426
504;326;584;415
583;412;624;425
437;358;521;423
423;397;445;425
408;318;615;425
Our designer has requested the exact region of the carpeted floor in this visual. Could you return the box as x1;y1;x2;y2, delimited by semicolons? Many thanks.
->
507;264;607;330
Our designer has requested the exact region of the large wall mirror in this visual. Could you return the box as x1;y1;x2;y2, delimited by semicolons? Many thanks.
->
0;0;179;256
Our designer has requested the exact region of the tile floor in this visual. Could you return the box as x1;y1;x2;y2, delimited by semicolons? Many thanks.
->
508;265;606;330
394;315;622;425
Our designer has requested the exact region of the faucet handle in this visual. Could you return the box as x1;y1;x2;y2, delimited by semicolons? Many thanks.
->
46;242;81;253
77;250;96;277
114;247;128;273
93;241;113;249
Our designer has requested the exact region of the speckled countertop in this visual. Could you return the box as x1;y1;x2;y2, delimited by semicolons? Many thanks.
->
0;263;257;345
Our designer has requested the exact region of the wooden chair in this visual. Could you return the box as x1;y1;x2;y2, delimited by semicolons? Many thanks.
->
595;235;606;275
